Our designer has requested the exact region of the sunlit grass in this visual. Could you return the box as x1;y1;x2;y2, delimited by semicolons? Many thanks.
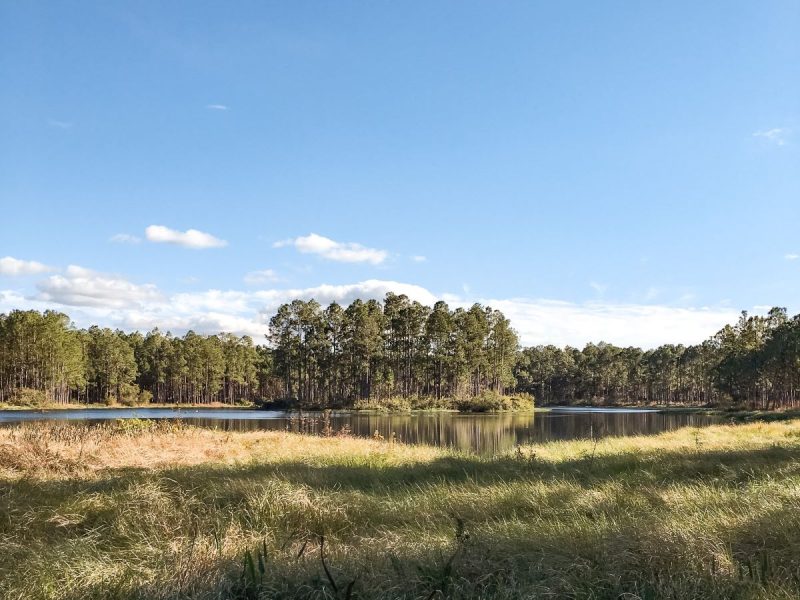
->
2;420;800;599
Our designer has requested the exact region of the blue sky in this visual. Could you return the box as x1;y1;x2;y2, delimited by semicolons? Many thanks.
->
1;1;798;347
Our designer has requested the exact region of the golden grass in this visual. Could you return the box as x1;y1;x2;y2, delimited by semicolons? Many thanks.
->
0;422;440;476
1;420;800;599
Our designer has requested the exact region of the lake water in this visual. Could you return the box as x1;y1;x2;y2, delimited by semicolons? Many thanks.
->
0;407;723;455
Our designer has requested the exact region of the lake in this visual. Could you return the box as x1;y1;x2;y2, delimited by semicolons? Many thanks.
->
0;406;723;455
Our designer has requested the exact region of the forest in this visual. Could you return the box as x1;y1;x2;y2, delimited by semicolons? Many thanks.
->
1;296;799;410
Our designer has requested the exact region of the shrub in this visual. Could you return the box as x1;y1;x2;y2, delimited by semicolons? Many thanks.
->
455;390;536;413
112;418;157;434
409;395;454;410
507;392;535;411
353;396;412;412
455;390;504;412
115;383;140;406
7;387;49;408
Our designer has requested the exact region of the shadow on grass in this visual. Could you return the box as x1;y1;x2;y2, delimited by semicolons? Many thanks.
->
4;441;800;508
45;492;800;600
151;442;800;492
4;440;800;599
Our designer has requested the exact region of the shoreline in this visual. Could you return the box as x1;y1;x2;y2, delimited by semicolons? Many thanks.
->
5;402;799;422
0;402;258;412
0;403;550;415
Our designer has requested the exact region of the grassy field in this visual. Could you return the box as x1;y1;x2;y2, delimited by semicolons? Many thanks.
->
1;420;799;599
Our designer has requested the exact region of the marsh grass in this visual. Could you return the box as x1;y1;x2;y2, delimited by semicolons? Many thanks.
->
1;420;800;598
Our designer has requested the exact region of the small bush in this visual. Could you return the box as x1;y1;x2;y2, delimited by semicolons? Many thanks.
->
455;390;504;412
7;387;49;408
507;392;535;411
119;387;152;407
112;418;157;434
138;389;153;405
116;383;141;406
409;395;455;410
354;396;412;412
455;391;536;412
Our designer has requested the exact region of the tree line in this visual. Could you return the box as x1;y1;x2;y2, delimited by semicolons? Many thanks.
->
1;299;799;410
0;310;273;406
515;308;800;409
267;294;518;406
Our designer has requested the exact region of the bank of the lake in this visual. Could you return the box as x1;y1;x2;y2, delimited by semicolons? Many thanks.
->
0;401;259;411
544;403;800;424
1;419;799;599
0;406;720;455
654;406;800;423
7;401;798;424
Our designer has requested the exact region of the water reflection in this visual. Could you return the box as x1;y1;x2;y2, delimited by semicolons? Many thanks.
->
0;407;722;455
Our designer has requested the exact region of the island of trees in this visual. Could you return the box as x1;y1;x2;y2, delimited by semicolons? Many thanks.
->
0;295;798;411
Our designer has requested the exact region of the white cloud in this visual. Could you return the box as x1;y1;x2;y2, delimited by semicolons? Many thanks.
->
484;298;738;349
411;255;427;263
785;253;799;261
145;225;227;249
36;265;162;309
0;257;55;276
2;277;438;339
170;289;255;314
244;269;280;284
1;265;750;347
275;233;387;264
252;279;438;311
206;104;228;111
121;311;266;338
110;233;141;244
47;119;73;129
754;128;789;146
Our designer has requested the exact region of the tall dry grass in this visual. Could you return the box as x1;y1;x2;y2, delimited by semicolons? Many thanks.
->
1;420;800;599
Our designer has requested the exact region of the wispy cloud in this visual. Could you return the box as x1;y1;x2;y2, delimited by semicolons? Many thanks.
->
110;233;141;244
206;104;228;111
642;286;660;301
589;281;608;295
244;269;280;285
754;128;789;146
786;253;799;261
274;233;387;264
145;225;227;249
47;119;73;129
0;256;55;276
411;255;427;263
